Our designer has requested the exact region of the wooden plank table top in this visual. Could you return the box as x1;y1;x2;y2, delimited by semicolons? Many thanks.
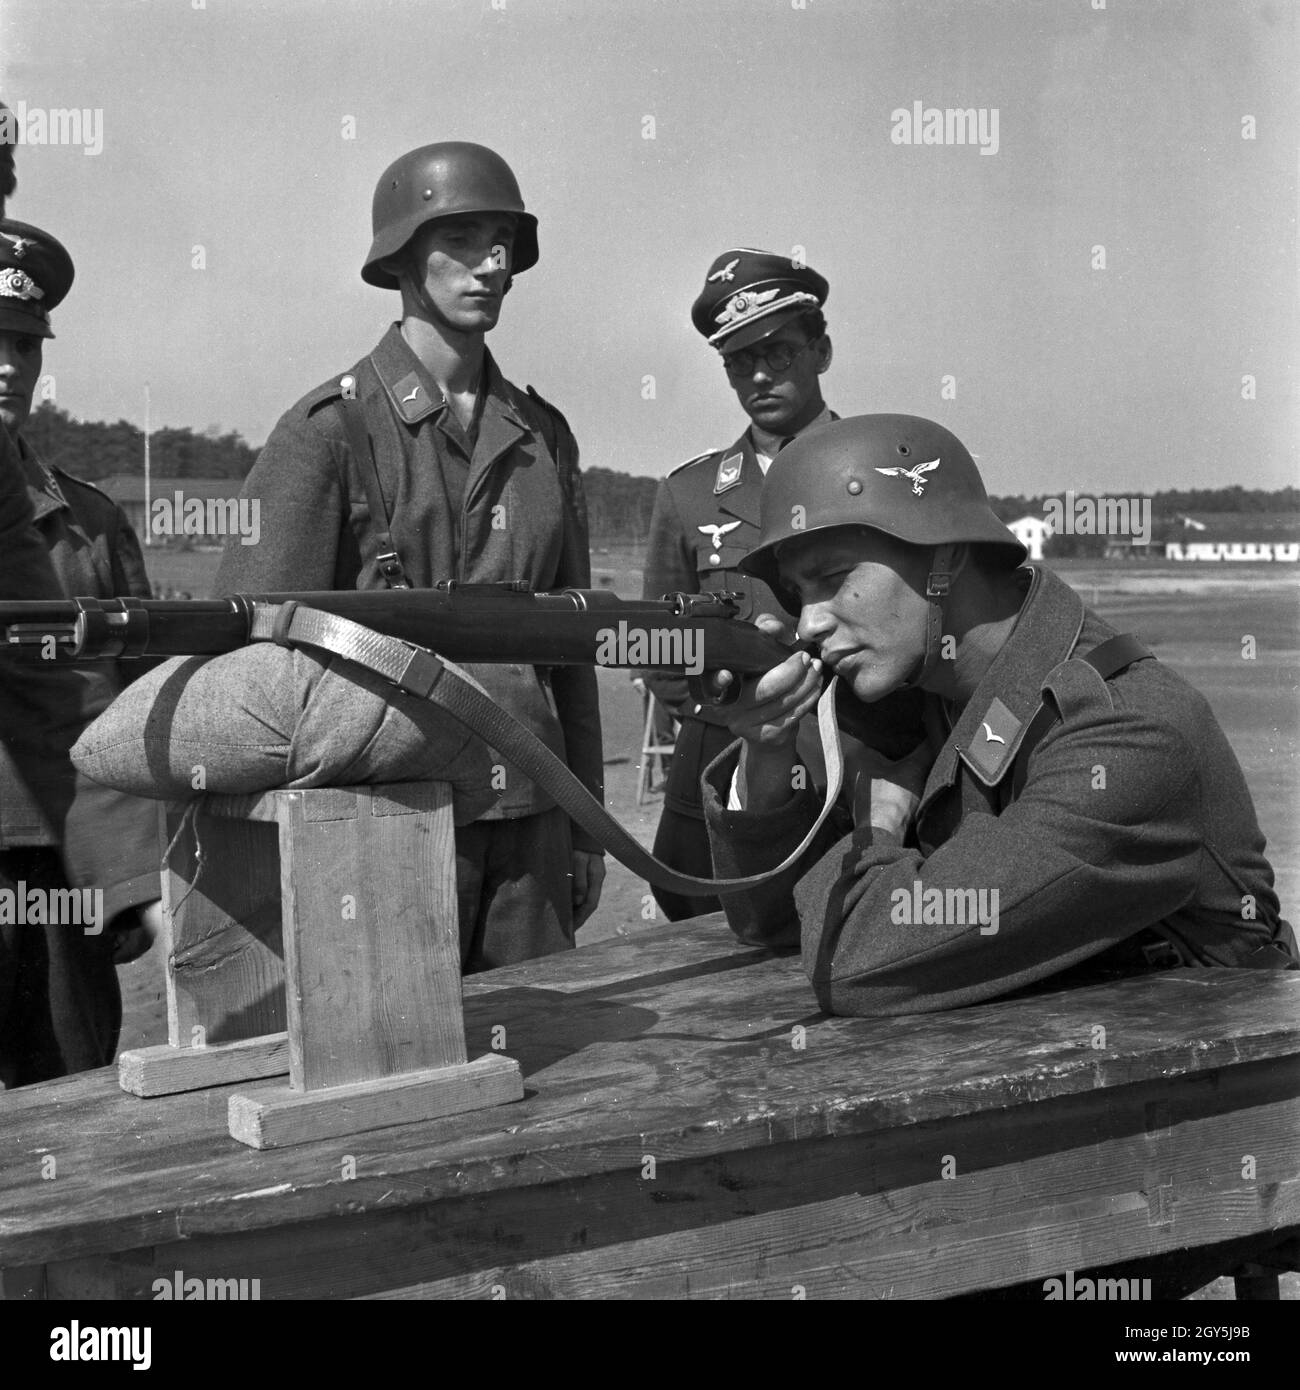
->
2;916;1298;1299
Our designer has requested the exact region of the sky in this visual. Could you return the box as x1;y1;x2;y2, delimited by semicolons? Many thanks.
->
0;0;1295;494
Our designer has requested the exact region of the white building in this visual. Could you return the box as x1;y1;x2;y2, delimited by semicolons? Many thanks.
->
1165;538;1300;562
1006;514;1054;562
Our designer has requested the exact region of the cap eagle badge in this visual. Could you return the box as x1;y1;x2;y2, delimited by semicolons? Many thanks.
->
713;285;780;328
0;267;43;301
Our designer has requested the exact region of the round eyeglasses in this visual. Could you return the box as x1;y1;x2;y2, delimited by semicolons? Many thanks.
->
722;339;814;379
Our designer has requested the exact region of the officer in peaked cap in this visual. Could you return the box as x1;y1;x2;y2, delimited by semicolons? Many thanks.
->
0;218;165;1085
698;413;1297;1021
689;248;829;356
0;218;73;345
213;142;605;972
639;248;846;921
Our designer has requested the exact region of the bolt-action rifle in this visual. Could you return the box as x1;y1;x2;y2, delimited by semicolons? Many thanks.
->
0;582;806;707
2;581;845;895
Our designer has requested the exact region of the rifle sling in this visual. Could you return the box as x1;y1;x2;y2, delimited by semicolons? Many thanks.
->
246;599;844;898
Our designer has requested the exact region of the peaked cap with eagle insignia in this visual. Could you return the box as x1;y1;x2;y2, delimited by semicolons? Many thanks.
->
691;248;828;352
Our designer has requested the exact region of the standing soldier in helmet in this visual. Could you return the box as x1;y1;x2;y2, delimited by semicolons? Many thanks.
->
215;142;605;971
640;249;839;922
703;414;1296;1014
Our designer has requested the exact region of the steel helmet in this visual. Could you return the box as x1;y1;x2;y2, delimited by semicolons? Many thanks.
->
361;142;539;289
741;414;1026;615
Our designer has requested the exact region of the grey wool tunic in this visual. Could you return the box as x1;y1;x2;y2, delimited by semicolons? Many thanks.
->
703;565;1295;1016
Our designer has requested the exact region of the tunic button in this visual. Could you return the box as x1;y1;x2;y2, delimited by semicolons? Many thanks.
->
709;553;721;565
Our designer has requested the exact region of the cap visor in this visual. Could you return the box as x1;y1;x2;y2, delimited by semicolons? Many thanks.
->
0;307;53;337
715;304;815;354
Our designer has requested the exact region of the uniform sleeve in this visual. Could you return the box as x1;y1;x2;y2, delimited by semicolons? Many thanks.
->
0;422;61;599
213;408;346;595
796;678;1211;1016
546;414;605;853
639;479;698;718
60;777;162;925
104;501;165;686
107;504;153;601
700;741;828;948
0;424;83;840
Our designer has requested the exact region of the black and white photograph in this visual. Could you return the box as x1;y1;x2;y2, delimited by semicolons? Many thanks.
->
0;0;1296;1339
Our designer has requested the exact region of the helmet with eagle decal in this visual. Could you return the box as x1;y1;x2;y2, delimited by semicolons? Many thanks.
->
740;414;1026;688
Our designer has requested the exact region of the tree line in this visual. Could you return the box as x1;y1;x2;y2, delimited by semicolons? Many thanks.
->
24;405;258;481
24;405;1299;546
989;485;1300;522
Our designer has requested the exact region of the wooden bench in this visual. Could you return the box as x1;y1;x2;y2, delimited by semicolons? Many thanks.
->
1;920;1296;1299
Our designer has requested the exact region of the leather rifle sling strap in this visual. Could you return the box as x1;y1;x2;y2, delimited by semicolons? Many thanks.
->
336;369;412;590
247;600;845;898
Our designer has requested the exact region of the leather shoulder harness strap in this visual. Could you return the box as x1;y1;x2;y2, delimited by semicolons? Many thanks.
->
336;366;411;590
1007;632;1152;802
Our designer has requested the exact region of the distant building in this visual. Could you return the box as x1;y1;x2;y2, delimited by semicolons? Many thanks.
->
93;475;246;545
1165;522;1300;562
1166;536;1300;562
1006;514;1053;562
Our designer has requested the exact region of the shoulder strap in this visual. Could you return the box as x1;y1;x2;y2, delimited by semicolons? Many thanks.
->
1008;633;1152;802
525;385;564;470
335;371;411;590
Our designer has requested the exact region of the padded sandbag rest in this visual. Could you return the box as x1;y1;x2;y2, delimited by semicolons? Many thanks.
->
70;644;498;825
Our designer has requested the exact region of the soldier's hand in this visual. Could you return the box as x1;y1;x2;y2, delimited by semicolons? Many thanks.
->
570;850;606;930
708;614;816;745
721;647;824;749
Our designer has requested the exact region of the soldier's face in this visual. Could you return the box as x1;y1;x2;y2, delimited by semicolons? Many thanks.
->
723;325;829;435
0;330;42;434
407;214;517;335
778;529;931;702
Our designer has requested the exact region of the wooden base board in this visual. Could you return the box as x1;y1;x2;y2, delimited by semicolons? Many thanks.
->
118;1035;291;1097
227;1054;524;1150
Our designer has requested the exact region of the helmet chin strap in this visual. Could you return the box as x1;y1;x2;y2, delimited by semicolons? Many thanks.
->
900;542;955;690
399;263;442;327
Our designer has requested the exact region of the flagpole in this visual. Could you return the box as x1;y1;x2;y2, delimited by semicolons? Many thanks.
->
143;381;151;546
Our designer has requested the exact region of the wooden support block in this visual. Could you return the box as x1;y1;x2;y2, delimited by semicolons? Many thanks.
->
139;782;467;1105
162;799;286;1047
118;1034;290;1097
274;783;467;1090
227;1054;523;1150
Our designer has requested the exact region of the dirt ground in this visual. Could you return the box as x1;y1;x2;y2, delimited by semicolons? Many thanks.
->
116;549;1299;1299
